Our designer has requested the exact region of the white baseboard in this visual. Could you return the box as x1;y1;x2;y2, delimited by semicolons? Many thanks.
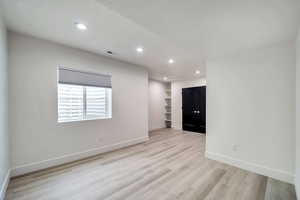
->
205;151;294;184
11;136;149;177
149;127;166;132
0;169;10;200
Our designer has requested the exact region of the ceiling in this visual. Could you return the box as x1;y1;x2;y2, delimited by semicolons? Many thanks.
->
1;0;300;81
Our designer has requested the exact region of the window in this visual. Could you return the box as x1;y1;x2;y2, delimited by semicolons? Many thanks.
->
58;84;84;122
86;86;112;119
57;68;112;122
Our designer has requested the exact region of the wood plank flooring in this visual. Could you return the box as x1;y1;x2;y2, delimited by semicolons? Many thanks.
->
5;129;296;200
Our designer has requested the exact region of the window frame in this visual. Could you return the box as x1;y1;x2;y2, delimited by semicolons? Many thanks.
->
57;83;112;123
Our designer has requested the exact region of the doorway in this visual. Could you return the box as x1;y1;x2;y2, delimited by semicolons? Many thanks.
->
182;86;206;133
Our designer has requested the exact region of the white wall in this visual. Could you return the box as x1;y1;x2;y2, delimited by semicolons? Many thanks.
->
148;80;167;131
206;42;296;183
296;30;300;198
171;79;206;130
0;14;9;200
8;32;149;176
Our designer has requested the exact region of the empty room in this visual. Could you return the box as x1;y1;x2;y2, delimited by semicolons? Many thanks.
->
0;0;300;199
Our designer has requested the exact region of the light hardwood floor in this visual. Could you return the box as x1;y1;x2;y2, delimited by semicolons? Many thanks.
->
5;129;296;200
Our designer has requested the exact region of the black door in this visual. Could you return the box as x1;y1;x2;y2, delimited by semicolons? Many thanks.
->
182;86;206;133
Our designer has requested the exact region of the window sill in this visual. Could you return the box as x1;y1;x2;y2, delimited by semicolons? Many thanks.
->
58;117;112;124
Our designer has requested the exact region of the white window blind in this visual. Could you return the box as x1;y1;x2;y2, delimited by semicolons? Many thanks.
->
58;68;112;122
86;86;112;119
58;68;112;88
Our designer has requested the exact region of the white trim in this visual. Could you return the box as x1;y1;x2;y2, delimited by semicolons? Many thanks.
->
11;136;149;177
0;169;10;200
182;130;205;135
295;178;300;200
205;151;294;184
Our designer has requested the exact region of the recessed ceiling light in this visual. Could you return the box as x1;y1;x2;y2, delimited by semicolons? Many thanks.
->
195;70;201;75
136;47;143;53
163;76;168;81
168;59;174;64
75;23;87;30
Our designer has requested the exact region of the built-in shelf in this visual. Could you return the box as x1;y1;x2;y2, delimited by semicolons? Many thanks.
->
165;84;172;128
